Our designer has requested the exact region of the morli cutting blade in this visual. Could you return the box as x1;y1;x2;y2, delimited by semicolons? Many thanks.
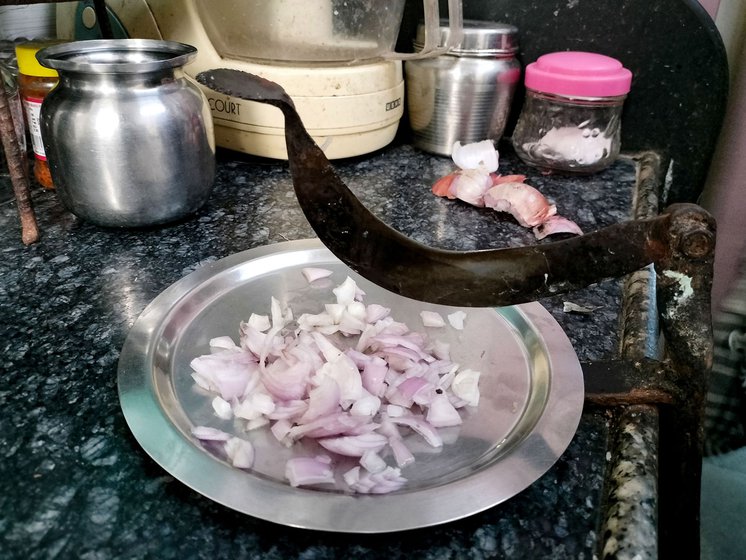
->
197;68;673;308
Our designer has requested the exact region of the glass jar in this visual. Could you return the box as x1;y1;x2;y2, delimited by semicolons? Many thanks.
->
512;51;632;173
15;41;60;190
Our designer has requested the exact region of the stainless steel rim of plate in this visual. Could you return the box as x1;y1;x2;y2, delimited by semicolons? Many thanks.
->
117;239;584;533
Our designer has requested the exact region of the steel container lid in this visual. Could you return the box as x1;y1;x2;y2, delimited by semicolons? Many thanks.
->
36;39;197;75
413;19;519;57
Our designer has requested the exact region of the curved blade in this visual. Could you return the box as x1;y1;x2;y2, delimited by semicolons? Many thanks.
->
197;69;673;307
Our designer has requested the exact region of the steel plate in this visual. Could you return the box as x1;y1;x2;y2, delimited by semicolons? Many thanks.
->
117;239;584;532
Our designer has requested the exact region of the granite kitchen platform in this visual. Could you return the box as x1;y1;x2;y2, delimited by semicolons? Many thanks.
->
0;144;661;559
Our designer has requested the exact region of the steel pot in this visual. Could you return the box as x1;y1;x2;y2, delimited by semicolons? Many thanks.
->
37;39;215;227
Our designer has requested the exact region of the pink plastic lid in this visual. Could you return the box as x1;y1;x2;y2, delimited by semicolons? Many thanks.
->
524;51;632;98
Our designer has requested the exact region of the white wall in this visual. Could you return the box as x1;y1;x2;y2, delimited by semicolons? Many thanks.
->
700;0;721;19
700;0;746;312
713;0;746;82
0;4;57;40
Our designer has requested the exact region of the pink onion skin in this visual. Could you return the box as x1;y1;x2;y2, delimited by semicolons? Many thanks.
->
431;145;583;241
483;182;557;228
432;173;458;199
491;173;527;185
533;214;584;240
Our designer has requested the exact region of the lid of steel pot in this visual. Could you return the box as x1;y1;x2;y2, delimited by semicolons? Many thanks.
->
414;19;519;56
36;39;197;75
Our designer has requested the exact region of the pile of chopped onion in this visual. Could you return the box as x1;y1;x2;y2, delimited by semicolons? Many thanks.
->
190;270;481;494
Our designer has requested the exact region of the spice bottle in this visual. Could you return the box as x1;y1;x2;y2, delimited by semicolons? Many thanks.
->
15;42;60;189
512;51;632;173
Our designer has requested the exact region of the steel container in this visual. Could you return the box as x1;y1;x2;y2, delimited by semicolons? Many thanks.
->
405;21;520;156
37;39;215;227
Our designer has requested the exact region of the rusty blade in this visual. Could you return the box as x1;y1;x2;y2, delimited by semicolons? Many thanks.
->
197;68;672;307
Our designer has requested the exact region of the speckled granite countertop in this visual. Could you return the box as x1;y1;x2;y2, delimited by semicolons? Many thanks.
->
0;144;639;559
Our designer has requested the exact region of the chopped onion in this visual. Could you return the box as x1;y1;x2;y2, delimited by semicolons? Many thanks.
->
389;414;443;448
451;140;499;172
234;391;275;421
301;267;334;283
388;376;433;408
450;168;493;207
451;369;481;406
286;456;335;487
270;418;293;444
429;340;451;360
247;313;271;332
212;396;233;420
360;450;388;473
267;400;307;420
426;393;463;427
209;336;240;352
190;350;258;401
385;404;406;418
261;357;311;401
316;353;363;404
420;310;446;328
245;417;269;431
360;356;388;397
332;276;358;306
447;311;467;330
318;433;388;457
298;377;341;423
366;304;390;323
349;393;381;417
191;426;232;441
297;312;336;331
287;411;372;440
225;437;255;469
345;465;407;494
189;275;481;493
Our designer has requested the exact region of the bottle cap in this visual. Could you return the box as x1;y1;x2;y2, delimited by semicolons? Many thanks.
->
525;51;632;98
15;42;60;78
414;20;519;57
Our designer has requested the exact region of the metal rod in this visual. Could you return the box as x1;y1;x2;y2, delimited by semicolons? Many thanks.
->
93;0;114;39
